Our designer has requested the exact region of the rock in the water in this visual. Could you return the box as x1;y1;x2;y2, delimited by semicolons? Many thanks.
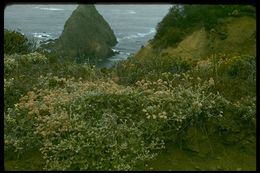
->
53;4;117;62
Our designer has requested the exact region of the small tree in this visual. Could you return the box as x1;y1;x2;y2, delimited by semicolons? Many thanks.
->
4;29;35;55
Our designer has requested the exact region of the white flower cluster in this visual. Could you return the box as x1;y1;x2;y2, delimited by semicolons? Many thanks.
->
142;106;167;120
20;52;48;64
4;55;18;73
4;78;15;93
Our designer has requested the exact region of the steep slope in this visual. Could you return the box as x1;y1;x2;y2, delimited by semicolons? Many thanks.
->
134;16;255;61
114;6;256;170
53;4;117;62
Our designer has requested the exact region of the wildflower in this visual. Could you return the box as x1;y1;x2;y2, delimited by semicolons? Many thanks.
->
209;77;215;86
157;79;163;83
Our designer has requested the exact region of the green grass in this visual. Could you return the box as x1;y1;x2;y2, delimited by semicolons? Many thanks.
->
139;142;256;171
4;151;44;171
5;141;255;171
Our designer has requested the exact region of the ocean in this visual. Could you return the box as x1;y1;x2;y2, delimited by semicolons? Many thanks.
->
4;4;172;67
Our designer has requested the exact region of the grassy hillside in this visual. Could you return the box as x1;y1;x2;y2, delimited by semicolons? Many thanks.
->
116;5;256;100
4;4;256;171
133;16;255;61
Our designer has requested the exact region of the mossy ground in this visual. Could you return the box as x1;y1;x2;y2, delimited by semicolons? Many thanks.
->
5;141;256;171
144;142;255;171
4;151;44;171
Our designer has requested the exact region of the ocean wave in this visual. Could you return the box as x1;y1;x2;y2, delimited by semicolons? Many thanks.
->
109;57;123;62
33;32;52;39
108;51;131;62
110;9;136;14
117;28;156;41
127;10;136;14
35;6;65;11
112;48;120;52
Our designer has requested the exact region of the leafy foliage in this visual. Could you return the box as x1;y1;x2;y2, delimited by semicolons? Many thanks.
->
116;55;193;85
217;55;256;80
5;69;232;170
4;29;35;54
4;53;108;112
153;5;256;49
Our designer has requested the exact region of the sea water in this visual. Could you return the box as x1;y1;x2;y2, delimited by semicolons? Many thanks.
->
4;4;172;67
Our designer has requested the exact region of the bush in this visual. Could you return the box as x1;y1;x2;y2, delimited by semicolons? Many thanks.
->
135;73;228;140
5;79;165;170
218;55;256;81
192;53;256;101
4;29;35;54
212;96;256;146
4;53;108;112
116;55;192;85
19;52;48;65
5;72;230;170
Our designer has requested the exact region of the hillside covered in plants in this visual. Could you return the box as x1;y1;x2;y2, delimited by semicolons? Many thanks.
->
4;5;256;171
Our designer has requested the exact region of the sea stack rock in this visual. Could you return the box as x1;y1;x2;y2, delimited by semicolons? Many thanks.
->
53;4;117;62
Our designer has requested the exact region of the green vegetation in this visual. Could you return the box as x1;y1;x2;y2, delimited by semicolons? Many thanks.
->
4;29;36;54
4;4;256;171
153;5;255;49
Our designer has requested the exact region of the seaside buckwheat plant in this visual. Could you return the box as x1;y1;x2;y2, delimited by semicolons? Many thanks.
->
4;54;19;75
5;70;245;171
20;52;48;64
135;72;229;141
5;76;165;170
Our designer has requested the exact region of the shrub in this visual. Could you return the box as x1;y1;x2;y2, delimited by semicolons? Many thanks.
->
212;95;256;146
19;52;48;65
135;73;229;142
5;78;165;170
192;53;256;101
4;54;19;75
5;73;229;170
218;55;256;81
4;29;35;54
4;53;107;112
4;106;41;159
116;55;192;85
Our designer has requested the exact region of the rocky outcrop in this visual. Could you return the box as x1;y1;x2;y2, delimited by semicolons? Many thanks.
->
53;5;117;62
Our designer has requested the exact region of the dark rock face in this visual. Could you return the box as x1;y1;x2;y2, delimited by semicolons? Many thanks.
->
53;5;117;62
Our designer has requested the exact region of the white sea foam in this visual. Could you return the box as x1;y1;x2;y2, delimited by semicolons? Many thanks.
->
112;48;120;52
35;6;64;11
32;32;51;39
127;10;136;14
117;28;156;41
